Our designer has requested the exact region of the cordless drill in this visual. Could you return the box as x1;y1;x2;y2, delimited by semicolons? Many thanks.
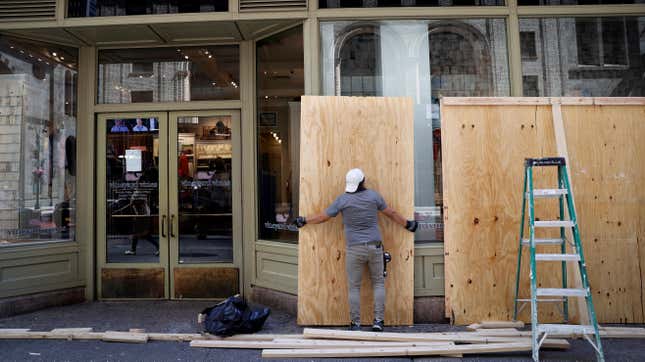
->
383;251;391;277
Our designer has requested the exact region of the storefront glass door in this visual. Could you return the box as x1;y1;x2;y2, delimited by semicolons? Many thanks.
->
97;111;241;299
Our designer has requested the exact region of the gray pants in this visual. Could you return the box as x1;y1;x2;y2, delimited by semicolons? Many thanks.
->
346;242;385;324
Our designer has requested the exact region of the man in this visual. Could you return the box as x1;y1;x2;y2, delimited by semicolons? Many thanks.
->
295;168;417;332
132;118;148;132
111;119;129;133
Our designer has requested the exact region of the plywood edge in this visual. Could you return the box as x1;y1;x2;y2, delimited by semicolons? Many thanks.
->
441;97;645;106
441;97;551;106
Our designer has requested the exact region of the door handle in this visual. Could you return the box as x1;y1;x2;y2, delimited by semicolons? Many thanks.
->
161;215;167;237
170;214;176;238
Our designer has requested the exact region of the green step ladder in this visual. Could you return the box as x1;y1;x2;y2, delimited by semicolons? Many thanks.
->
513;157;604;362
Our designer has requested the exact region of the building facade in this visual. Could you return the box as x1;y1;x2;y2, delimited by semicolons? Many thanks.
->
0;0;643;318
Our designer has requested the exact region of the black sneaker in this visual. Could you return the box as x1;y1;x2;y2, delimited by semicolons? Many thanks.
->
372;319;384;332
349;321;361;331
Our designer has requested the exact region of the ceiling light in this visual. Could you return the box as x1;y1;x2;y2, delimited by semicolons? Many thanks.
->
52;52;57;57
184;55;189;60
60;56;64;60
208;55;212;59
177;49;181;52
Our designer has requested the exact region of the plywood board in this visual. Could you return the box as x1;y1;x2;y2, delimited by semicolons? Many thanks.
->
441;98;645;324
298;96;414;326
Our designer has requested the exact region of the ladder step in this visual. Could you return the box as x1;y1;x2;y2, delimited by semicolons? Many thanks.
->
522;238;565;245
536;254;580;262
537;324;597;335
537;288;588;297
534;220;575;228
531;188;568;198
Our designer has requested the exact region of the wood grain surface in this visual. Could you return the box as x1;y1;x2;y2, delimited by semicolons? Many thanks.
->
297;96;414;326
441;99;645;324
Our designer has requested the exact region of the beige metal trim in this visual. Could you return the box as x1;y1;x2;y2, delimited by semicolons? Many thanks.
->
95;41;241;50
240;40;257;298
0;241;80;258
94;101;243;113
517;4;645;17
315;7;511;19
507;0;522;96
56;0;66;23
95;111;169;299
62;11;309;27
230;0;240;16
167;109;242;299
304;17;319;95
77;46;96;300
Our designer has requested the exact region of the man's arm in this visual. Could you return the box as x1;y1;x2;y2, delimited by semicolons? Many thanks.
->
294;212;331;228
382;207;418;232
381;207;407;227
306;213;331;224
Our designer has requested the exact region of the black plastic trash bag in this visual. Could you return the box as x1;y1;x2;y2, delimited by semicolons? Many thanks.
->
200;295;271;336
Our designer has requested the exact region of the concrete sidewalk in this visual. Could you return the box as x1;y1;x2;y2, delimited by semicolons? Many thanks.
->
0;301;642;361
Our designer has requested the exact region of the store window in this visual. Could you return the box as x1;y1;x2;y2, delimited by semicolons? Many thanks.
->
321;19;510;243
518;0;643;5
0;36;78;246
320;0;505;7
520;16;644;96
257;26;304;243
68;0;228;17
520;32;537;60
98;46;239;104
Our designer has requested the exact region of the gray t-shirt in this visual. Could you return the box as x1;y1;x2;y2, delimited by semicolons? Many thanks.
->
325;189;388;246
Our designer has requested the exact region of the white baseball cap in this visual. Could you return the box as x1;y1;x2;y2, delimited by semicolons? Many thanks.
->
345;168;365;193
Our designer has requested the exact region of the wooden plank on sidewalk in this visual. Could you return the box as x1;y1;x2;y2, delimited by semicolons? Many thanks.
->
468;321;524;330
50;328;94;333
102;331;149;343
302;328;569;349
190;339;455;349
0;329;31;333
262;341;533;358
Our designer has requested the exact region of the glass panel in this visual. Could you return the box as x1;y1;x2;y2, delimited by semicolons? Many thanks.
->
518;0;643;5
0;36;78;246
177;116;233;263
320;0;505;7
68;0;228;17
106;117;160;262
321;19;510;244
520;16;644;96
98;46;240;104
257;26;304;243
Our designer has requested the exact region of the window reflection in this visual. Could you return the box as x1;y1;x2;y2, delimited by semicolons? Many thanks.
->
68;0;228;17
177;116;233;263
105;118;160;263
321;20;510;243
98;46;240;104
320;0;505;7
257;26;304;243
0;36;78;246
520;17;644;96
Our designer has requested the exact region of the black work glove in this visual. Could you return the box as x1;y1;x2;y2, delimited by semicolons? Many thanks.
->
294;216;307;228
405;220;418;232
